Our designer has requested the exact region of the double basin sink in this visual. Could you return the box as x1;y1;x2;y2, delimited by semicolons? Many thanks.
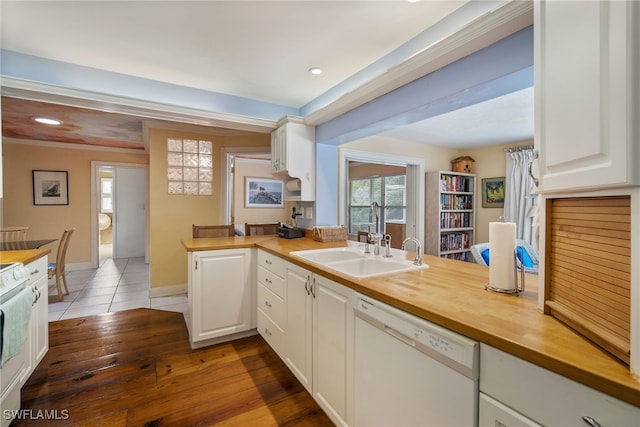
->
290;244;428;279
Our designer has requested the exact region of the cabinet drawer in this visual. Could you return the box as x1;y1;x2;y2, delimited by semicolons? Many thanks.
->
480;344;640;426
479;392;541;427
26;256;47;282
257;308;284;357
257;265;285;298
257;250;284;277
257;282;284;328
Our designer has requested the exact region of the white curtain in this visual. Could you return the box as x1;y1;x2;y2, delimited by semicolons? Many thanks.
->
504;149;536;245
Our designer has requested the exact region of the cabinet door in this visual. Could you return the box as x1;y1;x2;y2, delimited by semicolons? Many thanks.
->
31;274;48;366
284;261;313;392
189;249;254;343
536;0;638;191
312;275;354;427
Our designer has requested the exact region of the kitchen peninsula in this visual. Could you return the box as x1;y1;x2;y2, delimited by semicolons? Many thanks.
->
182;235;640;424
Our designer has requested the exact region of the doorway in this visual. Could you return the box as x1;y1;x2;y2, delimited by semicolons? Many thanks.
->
91;161;149;268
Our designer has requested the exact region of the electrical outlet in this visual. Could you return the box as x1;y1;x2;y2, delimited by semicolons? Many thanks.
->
305;207;313;219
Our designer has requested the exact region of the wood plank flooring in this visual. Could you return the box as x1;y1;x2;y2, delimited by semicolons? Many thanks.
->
16;308;333;426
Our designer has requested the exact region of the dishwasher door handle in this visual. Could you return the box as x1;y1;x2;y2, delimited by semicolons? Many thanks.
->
384;325;416;348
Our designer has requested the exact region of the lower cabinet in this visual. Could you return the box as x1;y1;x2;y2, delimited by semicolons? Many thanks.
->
312;273;354;427
480;344;640;426
267;260;354;427
27;256;49;375
187;249;256;348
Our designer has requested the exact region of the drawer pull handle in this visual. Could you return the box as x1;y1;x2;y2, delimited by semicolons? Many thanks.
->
264;301;272;308
265;260;273;265
265;278;272;284
582;416;601;427
31;269;40;275
264;327;272;336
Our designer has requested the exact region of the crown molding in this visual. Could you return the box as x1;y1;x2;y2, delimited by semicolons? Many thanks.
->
0;77;278;134
304;0;533;126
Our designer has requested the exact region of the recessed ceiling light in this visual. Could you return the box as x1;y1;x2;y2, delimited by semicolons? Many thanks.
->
309;67;323;75
33;117;63;126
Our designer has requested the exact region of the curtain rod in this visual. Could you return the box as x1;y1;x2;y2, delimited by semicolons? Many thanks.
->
503;144;534;153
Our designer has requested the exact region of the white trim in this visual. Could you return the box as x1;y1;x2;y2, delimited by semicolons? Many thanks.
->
0;76;278;133
221;146;271;224
149;283;187;298
90;161;149;268
304;1;533;125
338;149;425;245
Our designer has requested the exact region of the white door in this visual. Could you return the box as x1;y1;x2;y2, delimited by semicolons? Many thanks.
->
113;166;145;259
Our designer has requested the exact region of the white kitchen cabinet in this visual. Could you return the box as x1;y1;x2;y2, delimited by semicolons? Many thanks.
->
270;116;315;201
480;344;640;426
312;273;354;427
263;258;353;427
26;256;48;377
284;261;313;391
187;248;256;348
256;250;286;358
534;0;639;192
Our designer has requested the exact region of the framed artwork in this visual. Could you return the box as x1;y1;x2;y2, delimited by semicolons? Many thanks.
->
33;170;69;206
481;177;505;208
245;177;284;208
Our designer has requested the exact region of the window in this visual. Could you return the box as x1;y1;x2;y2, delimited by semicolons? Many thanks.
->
100;178;112;213
167;138;213;195
349;175;406;235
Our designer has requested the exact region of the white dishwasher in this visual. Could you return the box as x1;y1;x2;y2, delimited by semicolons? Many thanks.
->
354;293;479;426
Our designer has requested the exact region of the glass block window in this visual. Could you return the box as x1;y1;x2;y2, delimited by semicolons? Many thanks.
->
167;138;213;195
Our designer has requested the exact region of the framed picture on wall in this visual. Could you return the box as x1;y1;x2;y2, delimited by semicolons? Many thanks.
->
33;170;69;206
481;176;505;208
245;177;284;208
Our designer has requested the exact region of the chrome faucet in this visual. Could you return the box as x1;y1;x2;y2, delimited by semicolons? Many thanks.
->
402;237;422;266
369;202;380;234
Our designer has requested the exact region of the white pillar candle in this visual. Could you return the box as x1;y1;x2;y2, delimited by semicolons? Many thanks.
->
489;222;517;290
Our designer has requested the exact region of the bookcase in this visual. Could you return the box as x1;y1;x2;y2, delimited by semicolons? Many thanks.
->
425;171;475;262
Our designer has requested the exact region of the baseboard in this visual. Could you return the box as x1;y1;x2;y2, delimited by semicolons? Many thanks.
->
149;283;187;298
66;262;93;272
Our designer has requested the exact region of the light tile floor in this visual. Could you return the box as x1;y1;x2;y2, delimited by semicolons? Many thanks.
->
48;255;187;321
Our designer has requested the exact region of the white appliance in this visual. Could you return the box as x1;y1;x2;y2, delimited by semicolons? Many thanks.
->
0;262;33;427
354;293;479;426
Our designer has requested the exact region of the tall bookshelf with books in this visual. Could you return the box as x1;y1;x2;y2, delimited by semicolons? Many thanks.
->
425;171;475;262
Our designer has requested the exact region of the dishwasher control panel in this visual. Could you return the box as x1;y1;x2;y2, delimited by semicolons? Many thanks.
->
356;295;478;378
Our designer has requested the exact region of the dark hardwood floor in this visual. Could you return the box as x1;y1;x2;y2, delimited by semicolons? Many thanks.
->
16;309;333;426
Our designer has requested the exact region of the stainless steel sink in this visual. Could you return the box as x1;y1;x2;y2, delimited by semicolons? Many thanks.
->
290;246;428;278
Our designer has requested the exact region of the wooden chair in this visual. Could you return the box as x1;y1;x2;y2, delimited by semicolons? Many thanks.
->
0;226;28;244
48;228;75;302
245;223;280;236
192;224;235;238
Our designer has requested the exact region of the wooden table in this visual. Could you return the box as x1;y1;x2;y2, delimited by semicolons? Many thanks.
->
0;239;57;251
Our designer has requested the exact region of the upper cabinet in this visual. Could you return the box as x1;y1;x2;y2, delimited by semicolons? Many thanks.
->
271;116;315;201
534;0;639;192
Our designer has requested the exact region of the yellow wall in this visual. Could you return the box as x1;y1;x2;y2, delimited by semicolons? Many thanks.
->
340;135;533;245
2;141;148;265
465;140;533;243
148;127;270;289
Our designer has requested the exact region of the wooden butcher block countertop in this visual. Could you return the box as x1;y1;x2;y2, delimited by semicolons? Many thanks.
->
0;248;51;265
185;236;640;407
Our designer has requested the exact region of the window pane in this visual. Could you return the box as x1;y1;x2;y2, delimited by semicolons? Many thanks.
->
350;179;371;205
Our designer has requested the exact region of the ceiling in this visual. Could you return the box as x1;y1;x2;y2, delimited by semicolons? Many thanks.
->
0;1;533;150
